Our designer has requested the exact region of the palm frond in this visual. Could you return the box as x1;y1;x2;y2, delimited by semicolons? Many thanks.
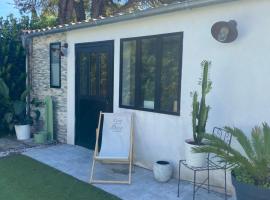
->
194;124;270;186
251;126;264;162
194;134;254;173
262;123;270;161
224;126;255;161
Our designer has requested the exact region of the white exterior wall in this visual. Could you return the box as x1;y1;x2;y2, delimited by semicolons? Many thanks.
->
66;0;270;189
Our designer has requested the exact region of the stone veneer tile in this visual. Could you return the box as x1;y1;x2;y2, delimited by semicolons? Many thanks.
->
30;33;67;143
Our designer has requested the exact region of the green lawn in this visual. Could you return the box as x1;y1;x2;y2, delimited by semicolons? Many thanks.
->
0;155;120;200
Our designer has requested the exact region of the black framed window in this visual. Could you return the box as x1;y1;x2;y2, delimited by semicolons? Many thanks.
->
50;42;61;88
120;32;183;115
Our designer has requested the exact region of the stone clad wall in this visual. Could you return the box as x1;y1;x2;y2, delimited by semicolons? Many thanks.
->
30;33;67;143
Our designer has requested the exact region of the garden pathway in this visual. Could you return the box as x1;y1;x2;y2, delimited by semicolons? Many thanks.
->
23;144;236;200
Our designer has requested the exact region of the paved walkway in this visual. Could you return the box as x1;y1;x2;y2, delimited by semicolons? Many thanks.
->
0;136;42;157
23;144;236;200
0;136;57;158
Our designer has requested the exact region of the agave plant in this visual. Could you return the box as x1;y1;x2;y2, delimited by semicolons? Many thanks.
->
193;123;270;188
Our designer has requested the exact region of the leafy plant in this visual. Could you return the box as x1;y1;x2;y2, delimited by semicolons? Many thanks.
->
191;60;212;145
0;78;12;132
0;78;33;127
0;15;28;133
193;123;270;188
12;88;32;125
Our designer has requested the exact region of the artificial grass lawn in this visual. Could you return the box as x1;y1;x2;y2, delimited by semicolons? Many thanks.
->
0;155;120;200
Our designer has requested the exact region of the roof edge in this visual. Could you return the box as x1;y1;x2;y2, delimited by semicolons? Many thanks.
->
24;0;237;38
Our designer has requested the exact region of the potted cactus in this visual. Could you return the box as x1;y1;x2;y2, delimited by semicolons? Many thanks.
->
185;60;212;167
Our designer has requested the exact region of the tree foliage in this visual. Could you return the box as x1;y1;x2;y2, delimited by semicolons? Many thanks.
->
13;0;181;26
0;15;32;133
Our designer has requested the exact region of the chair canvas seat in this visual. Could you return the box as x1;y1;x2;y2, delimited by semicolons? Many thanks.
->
98;113;131;159
90;112;134;184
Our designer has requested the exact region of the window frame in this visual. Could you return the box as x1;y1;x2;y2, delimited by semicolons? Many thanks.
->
119;32;183;116
50;42;61;88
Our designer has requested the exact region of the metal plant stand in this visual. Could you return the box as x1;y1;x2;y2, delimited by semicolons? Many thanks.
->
177;127;232;200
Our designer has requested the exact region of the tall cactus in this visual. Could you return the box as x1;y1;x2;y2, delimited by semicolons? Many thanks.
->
192;61;212;145
44;96;53;141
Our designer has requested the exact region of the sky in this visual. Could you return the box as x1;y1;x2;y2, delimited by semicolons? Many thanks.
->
0;0;20;18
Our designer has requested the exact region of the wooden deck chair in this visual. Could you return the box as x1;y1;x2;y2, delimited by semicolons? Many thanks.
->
90;112;134;184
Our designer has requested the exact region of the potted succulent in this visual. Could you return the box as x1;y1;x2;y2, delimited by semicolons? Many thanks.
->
194;123;270;200
185;60;212;167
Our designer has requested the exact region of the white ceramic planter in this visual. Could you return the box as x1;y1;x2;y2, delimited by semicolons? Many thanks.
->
153;161;173;182
15;125;31;140
185;139;207;167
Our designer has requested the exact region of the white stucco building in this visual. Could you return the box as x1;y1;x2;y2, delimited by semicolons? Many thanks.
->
24;0;270;190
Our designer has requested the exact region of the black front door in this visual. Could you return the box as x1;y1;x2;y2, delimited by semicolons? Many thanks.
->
75;41;114;149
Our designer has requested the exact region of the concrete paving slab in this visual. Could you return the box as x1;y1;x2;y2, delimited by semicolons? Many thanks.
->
23;144;236;200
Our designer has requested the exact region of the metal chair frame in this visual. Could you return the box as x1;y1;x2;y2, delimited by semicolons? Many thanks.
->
177;127;233;200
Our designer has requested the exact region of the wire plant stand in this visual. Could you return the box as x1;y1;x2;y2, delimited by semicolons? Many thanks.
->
177;127;233;200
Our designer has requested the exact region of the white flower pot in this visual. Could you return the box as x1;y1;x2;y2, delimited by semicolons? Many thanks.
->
15;125;31;140
153;161;173;182
185;139;207;167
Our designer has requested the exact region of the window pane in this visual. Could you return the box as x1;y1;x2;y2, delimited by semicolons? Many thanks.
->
89;53;97;96
79;53;88;96
100;53;108;97
140;38;157;109
122;40;136;106
50;43;61;87
120;33;182;115
160;35;180;112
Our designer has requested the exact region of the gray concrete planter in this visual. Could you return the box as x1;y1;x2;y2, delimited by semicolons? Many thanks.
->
232;173;270;200
34;131;48;144
153;161;173;182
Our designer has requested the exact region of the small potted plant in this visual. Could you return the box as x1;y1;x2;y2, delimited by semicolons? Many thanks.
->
194;123;270;200
0;78;32;140
185;60;212;167
12;98;33;140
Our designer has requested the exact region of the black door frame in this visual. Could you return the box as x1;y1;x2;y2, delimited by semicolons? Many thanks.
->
74;40;114;147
